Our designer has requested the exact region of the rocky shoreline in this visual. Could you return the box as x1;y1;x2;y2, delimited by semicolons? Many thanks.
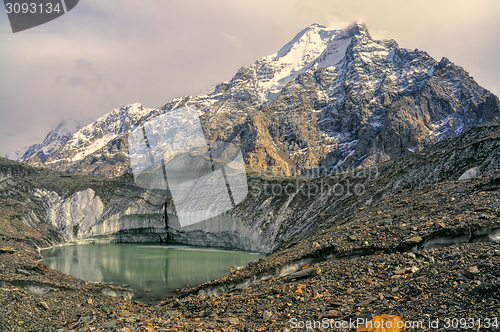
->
0;175;499;331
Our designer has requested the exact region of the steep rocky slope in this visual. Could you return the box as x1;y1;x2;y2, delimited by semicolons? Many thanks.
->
1;146;500;331
225;119;500;252
0;157;125;247
11;22;499;177
2;120;500;254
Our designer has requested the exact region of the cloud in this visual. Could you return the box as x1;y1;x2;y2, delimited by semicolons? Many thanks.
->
56;59;124;97
325;16;352;31
222;33;243;49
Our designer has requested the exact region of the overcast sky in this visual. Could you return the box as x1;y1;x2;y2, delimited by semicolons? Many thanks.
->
1;0;500;156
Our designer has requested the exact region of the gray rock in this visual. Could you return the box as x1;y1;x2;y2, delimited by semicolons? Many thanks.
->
79;316;95;323
25;285;58;295
469;266;480;274
38;301;49;310
406;236;423;244
459;167;481;180
16;269;31;276
228;317;240;325
405;252;416;260
101;287;134;300
464;266;480;279
263;310;273;320
97;320;118;329
164;310;180;319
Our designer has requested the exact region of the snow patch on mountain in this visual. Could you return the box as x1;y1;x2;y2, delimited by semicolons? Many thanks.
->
314;36;352;69
5;146;31;161
61;103;151;162
71;134;118;162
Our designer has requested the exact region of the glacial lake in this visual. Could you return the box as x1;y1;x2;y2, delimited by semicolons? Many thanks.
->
41;243;263;303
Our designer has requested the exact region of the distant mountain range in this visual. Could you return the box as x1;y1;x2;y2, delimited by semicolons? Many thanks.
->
6;118;90;165
6;22;499;177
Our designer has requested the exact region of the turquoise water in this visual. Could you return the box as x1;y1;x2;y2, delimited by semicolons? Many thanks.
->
41;243;263;303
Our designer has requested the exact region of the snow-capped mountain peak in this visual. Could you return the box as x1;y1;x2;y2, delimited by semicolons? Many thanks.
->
252;23;337;97
11;22;499;177
250;22;376;98
274;23;336;60
5;118;90;162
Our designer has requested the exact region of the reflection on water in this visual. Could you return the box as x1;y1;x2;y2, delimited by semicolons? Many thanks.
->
41;243;262;303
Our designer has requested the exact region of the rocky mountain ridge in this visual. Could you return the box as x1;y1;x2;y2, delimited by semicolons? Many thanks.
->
5;118;90;165
8;22;499;177
2;120;500;253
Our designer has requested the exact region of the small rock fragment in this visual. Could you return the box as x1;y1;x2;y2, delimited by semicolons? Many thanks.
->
469;266;480;274
0;248;15;254
228;317;240;325
459;167;480;180
289;267;321;280
98;320;118;329
263;310;273;320
164;310;179;319
322;311;341;318
405;252;416;260
435;221;446;229
310;241;321;250
356;296;377;307
16;269;31;276
406;236;422;244
464;266;480;279
36;263;49;271
38;301;49;310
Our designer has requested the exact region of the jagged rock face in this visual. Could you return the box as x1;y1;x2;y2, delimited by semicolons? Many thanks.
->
246;27;499;172
232;121;500;251
0;156;268;251
10;22;498;177
46;188;104;240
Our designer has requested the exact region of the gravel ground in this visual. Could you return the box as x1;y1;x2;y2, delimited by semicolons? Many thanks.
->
1;176;500;331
